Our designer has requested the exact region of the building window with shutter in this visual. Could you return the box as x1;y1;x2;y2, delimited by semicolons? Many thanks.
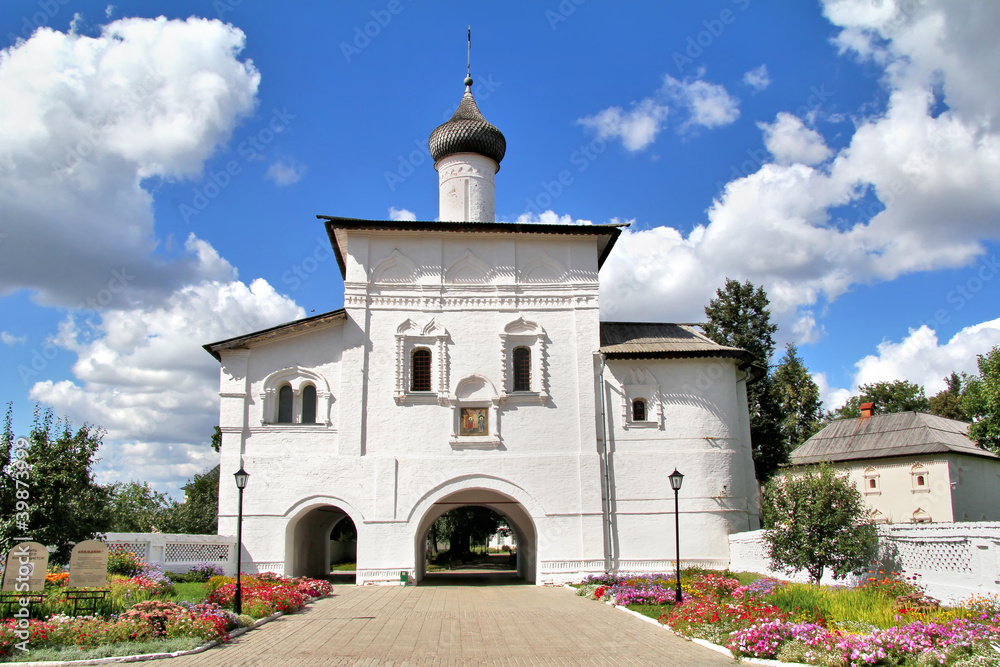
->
411;348;432;392
512;347;531;391
632;399;647;422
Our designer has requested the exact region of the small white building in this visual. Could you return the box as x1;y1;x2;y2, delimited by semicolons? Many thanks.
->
788;409;1000;524
205;74;760;584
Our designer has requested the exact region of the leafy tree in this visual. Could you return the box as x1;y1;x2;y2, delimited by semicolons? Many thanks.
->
832;380;930;419
761;465;879;584
773;343;823;452
964;346;1000;454
432;507;507;559
162;465;219;535
107;481;171;533
0;404;112;564
210;426;222;453
703;278;784;481
928;372;968;421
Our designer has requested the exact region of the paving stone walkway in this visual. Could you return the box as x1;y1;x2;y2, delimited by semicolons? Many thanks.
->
171;582;736;666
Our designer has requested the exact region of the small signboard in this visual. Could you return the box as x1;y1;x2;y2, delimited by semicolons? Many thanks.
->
68;540;109;588
1;541;49;592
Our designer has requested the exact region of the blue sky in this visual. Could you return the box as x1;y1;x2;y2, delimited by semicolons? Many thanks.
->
1;0;998;496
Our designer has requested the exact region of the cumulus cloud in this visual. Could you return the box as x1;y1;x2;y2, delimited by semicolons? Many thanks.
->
1;332;26;345
743;64;771;92
29;277;304;492
513;210;595;226
577;99;669;152
0;16;260;306
266;158;306;186
388;207;417;221
759;112;833;165
661;74;740;130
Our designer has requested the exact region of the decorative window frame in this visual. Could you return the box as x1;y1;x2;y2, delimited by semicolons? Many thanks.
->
395;318;449;404
621;367;662;430
260;366;332;426
449;374;502;450
499;317;547;404
911;464;930;493
863;467;881;495
912;508;932;523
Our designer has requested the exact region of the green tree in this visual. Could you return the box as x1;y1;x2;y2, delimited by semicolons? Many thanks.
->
964;346;1000;454
832;380;930;419
107;481;171;533
162;465;219;535
761;465;879;584
433;507;506;559
928;372;968;421
0;404;112;564
773;343;823;452
703;278;784;481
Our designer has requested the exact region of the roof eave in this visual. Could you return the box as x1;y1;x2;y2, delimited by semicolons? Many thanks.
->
204;309;347;361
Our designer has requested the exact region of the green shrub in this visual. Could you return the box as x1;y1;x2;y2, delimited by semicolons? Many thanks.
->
107;550;144;577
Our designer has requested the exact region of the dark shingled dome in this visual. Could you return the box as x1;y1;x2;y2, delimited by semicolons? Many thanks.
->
428;86;506;167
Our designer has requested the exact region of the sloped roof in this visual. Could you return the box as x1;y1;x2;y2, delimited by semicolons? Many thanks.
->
600;322;755;365
789;411;999;464
321;217;627;279
203;309;346;361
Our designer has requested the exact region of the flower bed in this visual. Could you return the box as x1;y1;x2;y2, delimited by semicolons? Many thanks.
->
579;570;1000;666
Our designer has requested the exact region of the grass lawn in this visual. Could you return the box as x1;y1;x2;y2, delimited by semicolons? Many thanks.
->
330;562;357;572
168;582;210;604
3;638;205;663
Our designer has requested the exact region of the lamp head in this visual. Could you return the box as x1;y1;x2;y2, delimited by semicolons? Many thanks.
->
234;466;249;490
668;469;684;491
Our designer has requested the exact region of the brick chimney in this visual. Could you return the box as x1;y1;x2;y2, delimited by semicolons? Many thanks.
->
860;402;874;418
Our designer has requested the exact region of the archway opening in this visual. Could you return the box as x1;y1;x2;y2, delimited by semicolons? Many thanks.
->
414;488;536;585
285;504;357;580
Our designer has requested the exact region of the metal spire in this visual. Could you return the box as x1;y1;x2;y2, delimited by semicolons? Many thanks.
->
465;26;473;89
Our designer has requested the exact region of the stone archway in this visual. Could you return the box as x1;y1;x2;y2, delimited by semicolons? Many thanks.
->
413;488;537;584
284;502;361;578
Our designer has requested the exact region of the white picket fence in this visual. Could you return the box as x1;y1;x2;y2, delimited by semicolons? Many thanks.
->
102;533;239;576
729;522;1000;604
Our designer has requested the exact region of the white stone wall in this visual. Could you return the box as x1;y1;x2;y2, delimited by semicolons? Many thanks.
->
729;523;1000;604
435;153;498;222
103;533;240;576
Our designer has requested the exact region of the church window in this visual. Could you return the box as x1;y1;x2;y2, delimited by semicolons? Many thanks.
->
301;385;317;424
863;467;881;495
411;348;432;391
869;478;876;489
632;399;647;422
911;464;930;492
277;385;294;423
916;475;925;486
512;347;531;391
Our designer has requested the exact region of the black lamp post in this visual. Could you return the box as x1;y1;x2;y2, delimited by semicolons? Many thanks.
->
668;469;684;604
233;465;249;615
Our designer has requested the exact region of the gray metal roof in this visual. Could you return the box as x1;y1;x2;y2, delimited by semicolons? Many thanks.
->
599;322;753;363
203;309;346;361
428;86;506;166
789;411;998;464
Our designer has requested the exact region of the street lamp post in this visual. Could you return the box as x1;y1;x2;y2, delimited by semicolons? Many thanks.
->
233;466;249;615
668;469;684;604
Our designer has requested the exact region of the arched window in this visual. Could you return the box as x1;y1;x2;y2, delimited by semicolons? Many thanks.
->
512;347;531;391
277;385;294;423
301;384;317;424
869;478;877;489
411;348;432;392
632;399;647;422
916;475;925;487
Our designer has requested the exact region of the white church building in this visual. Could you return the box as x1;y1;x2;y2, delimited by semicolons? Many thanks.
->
205;72;760;585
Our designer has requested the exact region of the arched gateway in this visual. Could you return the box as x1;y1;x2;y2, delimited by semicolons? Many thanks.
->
207;69;759;585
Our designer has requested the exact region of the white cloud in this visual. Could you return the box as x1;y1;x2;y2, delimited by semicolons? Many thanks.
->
105;5;115;18
388;207;417;221
661;75;740;130
513;210;595;226
577;98;669;152
0;16;260;306
29;275;304;494
813;372;853;411
266;158;306;186
743;64;771;92
759;112;833;165
1;332;26;345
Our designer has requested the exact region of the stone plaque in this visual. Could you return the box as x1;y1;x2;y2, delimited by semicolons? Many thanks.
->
1;541;49;592
68;540;109;588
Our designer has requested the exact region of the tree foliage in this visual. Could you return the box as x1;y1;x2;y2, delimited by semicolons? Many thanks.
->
761;465;879;584
929;372;968;421
832;380;930;419
107;481;171;533
964;346;1000;454
161;465;220;535
704;278;784;481
773;343;823;452
431;507;507;558
1;404;112;564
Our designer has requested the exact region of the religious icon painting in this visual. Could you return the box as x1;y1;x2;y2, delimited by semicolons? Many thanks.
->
460;407;488;436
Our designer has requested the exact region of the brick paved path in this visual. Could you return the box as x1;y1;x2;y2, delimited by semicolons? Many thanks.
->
171;583;736;666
